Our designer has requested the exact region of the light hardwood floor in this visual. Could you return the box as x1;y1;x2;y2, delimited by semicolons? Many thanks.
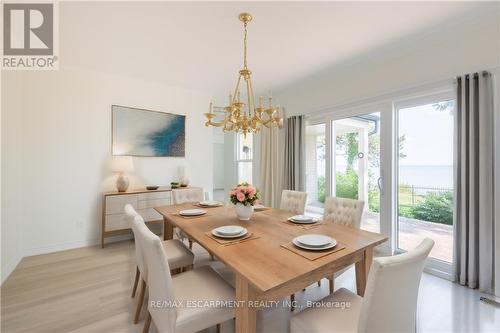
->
2;240;499;333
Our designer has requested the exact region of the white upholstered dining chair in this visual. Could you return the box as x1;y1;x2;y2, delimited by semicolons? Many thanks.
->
323;196;364;228
133;215;235;333
321;196;365;293
125;204;194;325
280;190;308;215
291;238;434;333
172;188;204;249
172;188;204;205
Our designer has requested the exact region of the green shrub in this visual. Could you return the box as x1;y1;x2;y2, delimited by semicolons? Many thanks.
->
317;176;326;204
411;192;453;225
335;170;358;200
368;189;380;213
399;206;414;219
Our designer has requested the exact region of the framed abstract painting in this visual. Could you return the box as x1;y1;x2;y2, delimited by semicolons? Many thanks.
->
112;105;185;157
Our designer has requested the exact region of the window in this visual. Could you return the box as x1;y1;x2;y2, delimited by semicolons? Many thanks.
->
305;123;326;212
236;133;253;184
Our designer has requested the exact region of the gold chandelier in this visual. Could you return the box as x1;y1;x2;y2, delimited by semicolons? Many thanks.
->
205;13;283;137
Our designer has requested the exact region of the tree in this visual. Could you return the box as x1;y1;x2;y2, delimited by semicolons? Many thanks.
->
433;100;454;112
336;132;359;170
368;134;407;169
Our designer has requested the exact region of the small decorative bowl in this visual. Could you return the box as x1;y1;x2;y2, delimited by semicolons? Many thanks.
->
146;186;159;190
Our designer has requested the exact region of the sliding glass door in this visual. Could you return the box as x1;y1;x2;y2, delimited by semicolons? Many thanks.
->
304;85;456;277
331;113;381;233
395;94;455;268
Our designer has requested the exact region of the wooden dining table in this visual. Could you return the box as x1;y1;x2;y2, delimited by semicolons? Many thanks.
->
155;203;388;333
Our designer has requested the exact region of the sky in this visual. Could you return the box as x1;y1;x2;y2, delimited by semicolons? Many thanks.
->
399;102;454;166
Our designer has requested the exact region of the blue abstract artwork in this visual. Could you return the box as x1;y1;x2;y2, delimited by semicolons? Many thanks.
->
112;105;185;157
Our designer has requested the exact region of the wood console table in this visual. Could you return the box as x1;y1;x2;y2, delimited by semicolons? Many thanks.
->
101;187;199;247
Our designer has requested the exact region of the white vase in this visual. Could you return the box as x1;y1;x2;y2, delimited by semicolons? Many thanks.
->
235;203;254;221
116;173;129;192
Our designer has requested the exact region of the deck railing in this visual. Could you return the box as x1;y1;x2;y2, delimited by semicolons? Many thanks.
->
399;184;452;207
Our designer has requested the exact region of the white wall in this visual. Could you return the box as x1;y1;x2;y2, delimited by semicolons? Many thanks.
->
1;67;213;281
275;10;500;116
1;72;24;282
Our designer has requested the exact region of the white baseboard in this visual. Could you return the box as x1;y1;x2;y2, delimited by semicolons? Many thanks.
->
1;255;23;285
23;239;101;257
22;222;165;257
22;234;136;257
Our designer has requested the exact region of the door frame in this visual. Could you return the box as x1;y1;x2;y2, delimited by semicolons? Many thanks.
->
393;90;455;279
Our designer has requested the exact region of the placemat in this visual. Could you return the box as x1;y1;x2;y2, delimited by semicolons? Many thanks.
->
280;242;346;261
281;219;325;230
205;231;260;246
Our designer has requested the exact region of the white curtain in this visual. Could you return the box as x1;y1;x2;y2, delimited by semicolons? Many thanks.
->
258;126;284;207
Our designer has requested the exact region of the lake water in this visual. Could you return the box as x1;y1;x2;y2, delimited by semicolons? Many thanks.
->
399;165;453;189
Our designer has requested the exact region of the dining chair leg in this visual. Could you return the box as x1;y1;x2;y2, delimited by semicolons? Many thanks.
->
317;280;321;287
329;277;334;294
131;266;140;298
189;239;193;249
290;294;295;312
216;323;221;333
142;311;151;333
134;278;146;324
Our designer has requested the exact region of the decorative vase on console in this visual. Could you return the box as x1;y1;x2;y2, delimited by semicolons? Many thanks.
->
229;183;260;221
110;156;134;192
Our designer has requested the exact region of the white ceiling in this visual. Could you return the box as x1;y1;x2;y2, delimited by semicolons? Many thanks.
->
60;1;494;98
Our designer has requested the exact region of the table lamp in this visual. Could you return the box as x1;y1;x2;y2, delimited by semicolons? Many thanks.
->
111;156;134;192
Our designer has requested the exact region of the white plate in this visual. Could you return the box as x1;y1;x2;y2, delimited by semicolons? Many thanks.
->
295;234;335;247
254;204;266;211
213;225;245;236
291;215;313;222
179;209;207;216
211;228;248;239
199;200;221;207
292;238;336;251
287;216;320;224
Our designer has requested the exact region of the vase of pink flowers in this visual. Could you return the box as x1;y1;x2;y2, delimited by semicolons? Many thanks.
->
230;183;260;221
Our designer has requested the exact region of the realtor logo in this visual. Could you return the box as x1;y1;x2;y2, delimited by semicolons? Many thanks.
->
2;2;58;69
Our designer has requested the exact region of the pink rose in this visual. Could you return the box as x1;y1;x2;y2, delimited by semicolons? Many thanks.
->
248;186;256;195
248;193;254;199
236;192;245;202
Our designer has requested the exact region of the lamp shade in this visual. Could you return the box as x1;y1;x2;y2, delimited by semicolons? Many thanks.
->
111;156;134;173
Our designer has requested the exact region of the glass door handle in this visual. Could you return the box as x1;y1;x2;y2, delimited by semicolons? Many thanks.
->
377;176;384;195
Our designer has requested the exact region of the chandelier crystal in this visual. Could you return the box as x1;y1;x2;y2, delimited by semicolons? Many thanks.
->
205;13;283;137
